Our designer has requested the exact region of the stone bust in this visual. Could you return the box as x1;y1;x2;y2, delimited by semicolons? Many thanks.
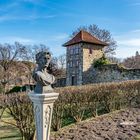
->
32;51;55;93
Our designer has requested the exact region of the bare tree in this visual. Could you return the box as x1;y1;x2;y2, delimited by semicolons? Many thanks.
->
0;42;59;92
107;56;122;64
52;54;66;78
53;54;66;69
26;44;50;62
71;24;117;56
58;54;66;69
122;51;140;69
0;42;28;92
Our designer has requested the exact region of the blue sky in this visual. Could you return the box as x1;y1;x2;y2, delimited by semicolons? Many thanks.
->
0;0;140;58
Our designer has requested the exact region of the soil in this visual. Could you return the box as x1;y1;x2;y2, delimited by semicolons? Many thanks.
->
50;108;140;140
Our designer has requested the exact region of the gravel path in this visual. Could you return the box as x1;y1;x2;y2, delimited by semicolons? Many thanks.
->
51;108;140;140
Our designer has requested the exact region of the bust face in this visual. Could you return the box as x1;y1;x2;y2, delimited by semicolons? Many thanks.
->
36;51;51;69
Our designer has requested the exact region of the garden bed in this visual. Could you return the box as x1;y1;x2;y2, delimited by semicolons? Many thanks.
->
51;108;140;140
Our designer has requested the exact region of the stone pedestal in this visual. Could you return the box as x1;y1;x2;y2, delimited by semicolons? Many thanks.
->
28;92;59;140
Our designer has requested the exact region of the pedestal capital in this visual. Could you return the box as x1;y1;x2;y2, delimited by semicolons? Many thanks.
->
28;92;59;104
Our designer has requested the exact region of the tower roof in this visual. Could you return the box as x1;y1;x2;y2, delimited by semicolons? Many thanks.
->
63;30;108;47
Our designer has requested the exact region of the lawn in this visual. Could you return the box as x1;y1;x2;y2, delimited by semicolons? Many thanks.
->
135;135;140;140
0;109;21;140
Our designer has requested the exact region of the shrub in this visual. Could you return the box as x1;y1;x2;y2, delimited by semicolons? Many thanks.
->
51;93;66;131
8;86;22;93
1;80;140;135
94;55;110;68
1;93;35;140
53;80;140;130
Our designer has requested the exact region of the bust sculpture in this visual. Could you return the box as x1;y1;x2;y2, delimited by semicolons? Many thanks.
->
32;51;55;93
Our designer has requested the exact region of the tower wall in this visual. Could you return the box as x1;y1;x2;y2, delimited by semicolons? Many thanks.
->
66;43;104;86
66;43;83;86
82;44;104;72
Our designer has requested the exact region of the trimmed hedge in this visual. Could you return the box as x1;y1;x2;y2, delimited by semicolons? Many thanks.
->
1;80;140;133
52;80;140;130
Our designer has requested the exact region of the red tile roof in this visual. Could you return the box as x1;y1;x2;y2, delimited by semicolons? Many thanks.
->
63;30;108;47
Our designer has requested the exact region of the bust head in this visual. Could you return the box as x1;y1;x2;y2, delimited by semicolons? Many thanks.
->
36;51;51;69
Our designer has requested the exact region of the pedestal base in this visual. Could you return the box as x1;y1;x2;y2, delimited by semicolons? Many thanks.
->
28;92;59;140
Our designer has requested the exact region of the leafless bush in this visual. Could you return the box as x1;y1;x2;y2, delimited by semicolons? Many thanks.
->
1;92;35;140
0;80;140;134
53;80;140;130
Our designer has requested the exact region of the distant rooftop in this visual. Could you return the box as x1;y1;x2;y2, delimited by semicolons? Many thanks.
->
63;30;108;47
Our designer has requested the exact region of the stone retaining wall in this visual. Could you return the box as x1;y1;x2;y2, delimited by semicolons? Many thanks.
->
55;64;140;87
83;64;140;84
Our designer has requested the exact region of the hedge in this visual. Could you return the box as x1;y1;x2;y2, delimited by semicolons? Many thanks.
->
52;80;140;130
0;80;140;134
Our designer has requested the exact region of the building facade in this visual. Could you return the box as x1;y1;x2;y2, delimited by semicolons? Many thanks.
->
63;30;107;86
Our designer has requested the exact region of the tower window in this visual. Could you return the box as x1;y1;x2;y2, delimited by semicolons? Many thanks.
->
70;48;73;54
76;60;79;66
70;61;73;67
89;48;92;54
75;47;79;54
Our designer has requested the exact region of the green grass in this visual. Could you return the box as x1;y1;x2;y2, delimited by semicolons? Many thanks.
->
135;135;140;140
1;109;11;119
0;109;21;140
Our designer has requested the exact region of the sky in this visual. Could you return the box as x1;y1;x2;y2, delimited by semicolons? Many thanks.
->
0;0;140;58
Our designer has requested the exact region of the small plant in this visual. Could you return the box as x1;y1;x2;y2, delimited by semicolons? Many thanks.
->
94;54;110;68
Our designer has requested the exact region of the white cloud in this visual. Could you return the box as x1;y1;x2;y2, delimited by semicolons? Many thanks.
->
115;29;140;46
114;29;140;58
0;0;56;22
48;33;69;41
21;0;41;3
39;33;68;57
0;36;34;44
0;14;56;22
115;47;139;58
0;2;19;12
129;2;140;6
131;29;140;33
22;0;38;2
118;39;140;47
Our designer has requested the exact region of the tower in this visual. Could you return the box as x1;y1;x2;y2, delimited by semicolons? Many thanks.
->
63;30;108;86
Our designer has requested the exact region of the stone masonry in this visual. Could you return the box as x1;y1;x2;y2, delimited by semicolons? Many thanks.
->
82;44;104;72
55;30;140;87
63;30;106;86
83;64;140;84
